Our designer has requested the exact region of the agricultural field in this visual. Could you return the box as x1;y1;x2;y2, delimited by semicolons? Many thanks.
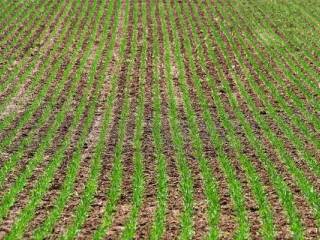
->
0;0;319;239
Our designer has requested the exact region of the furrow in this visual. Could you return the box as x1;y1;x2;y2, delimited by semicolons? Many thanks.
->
0;0;104;225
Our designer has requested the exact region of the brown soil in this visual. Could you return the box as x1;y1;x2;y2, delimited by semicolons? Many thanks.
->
204;2;319;239
0;0;58;58
0;0;78;120
134;2;158;237
0;1;318;239
0;0;85;136
0;5;105;233
50;2;134;238
209;1;320;192
0;1;95;190
22;4;122;237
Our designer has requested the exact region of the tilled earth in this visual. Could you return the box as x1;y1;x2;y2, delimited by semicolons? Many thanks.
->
0;0;319;239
